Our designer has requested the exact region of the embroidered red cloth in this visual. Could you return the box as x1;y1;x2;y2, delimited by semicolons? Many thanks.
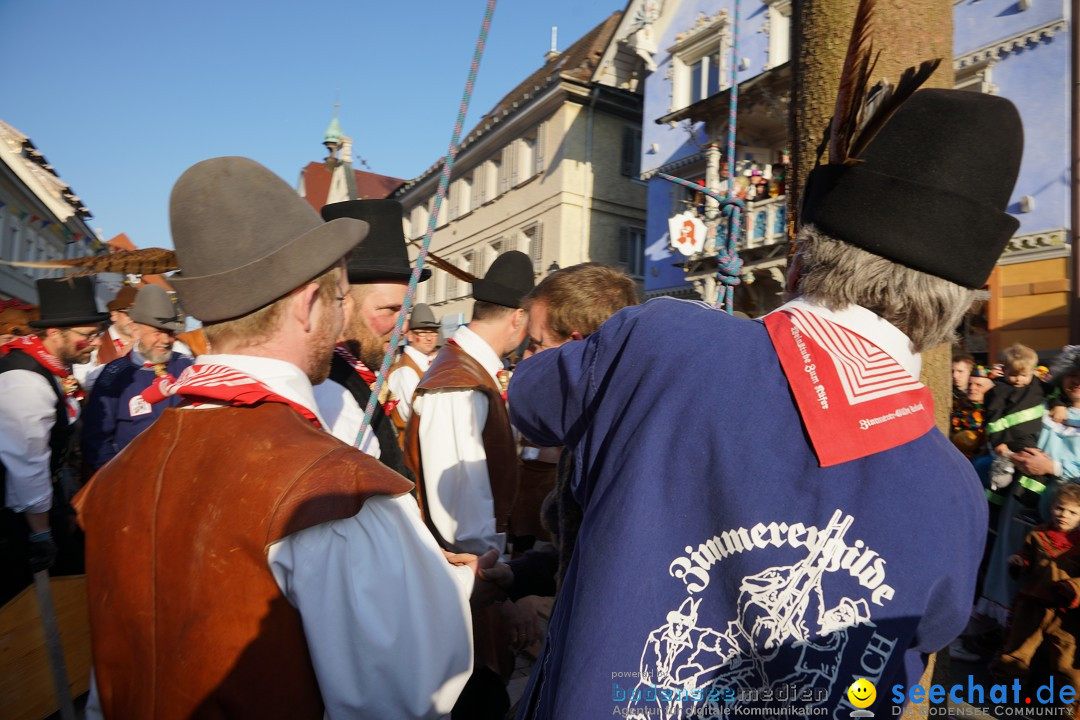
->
764;307;934;467
141;364;321;428
2;335;83;419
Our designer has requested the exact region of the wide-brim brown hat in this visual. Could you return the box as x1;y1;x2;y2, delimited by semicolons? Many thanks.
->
168;157;369;322
106;285;137;312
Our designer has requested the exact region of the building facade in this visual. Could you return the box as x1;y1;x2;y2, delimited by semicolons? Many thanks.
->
635;0;1071;358
0;119;99;304
393;11;648;321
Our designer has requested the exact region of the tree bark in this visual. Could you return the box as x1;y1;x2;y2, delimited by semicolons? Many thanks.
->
791;0;955;435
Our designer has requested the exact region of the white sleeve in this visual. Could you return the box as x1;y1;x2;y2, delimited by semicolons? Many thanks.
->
268;494;474;720
0;370;57;513
311;378;380;458
416;388;504;554
387;367;421;425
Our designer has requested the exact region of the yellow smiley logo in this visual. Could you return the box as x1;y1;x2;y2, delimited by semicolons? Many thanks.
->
847;678;876;709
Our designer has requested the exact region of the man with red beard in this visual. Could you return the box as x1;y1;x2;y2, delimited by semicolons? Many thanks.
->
81;284;194;472
75;158;483;719
313;199;427;479
0;276;106;604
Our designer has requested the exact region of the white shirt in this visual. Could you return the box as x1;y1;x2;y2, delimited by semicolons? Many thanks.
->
413;325;506;555
387;344;435;426
87;352;474;720
312;378;380;457
0;367;75;513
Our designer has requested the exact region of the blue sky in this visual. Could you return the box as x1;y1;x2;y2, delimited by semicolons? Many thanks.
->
1;0;622;249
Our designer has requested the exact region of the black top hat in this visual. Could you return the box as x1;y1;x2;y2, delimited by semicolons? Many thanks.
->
409;303;440;330
28;277;108;328
320;200;431;284
801;89;1023;289
471;251;535;309
169;157;368;323
129;285;185;333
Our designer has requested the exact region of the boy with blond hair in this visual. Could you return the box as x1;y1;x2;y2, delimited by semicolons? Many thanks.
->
987;343;1046;490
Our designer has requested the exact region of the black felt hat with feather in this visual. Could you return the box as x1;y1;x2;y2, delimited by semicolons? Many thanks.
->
800;0;1024;289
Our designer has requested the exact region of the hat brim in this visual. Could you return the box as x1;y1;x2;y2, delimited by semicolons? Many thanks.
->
28;312;109;329
170;218;367;323
471;279;528;309
130;314;185;333
802;164;1019;289
410;322;441;330
347;264;432;284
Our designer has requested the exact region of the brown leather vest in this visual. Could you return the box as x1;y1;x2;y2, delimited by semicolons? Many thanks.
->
387;351;424;445
73;403;412;720
403;342;518;551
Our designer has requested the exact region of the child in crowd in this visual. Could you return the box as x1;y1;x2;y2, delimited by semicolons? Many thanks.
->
986;344;1046;491
993;482;1080;694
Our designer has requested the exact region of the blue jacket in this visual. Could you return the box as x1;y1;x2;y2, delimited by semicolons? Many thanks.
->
82;351;193;471
507;298;986;719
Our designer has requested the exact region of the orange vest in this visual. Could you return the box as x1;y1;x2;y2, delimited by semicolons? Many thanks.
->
74;403;411;719
387;351;424;448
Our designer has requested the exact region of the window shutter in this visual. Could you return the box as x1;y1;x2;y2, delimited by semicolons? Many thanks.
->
618;226;630;265
528;223;544;272
534;123;545;175
477;164;487;205
508;142;519;188
499;148;510;194
446;263;459;300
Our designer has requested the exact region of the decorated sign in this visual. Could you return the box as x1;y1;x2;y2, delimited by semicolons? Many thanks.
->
667;211;706;257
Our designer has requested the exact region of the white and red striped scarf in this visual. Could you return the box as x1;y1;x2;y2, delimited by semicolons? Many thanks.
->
333;343;399;414
141;364;321;428
2;335;83;419
764;305;934;467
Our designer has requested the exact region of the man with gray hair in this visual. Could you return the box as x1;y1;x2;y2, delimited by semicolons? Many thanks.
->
507;89;1024;719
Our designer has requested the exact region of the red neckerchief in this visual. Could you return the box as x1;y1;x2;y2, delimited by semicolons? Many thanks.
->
1036;528;1080;557
334;343;399;413
764;306;934;467
140;364;321;428
447;338;509;401
2;335;83;419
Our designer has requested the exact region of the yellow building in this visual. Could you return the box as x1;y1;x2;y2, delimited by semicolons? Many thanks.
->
394;12;647;321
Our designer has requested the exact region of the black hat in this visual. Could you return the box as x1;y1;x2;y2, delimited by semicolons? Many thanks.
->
169;157;368;323
320;199;431;284
471;251;535;308
801;89;1023;289
28;277;108;328
410;303;440;330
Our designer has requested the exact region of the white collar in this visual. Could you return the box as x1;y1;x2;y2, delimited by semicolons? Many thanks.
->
403;344;434;371
770;297;921;378
109;325;128;343
452;326;503;383
196;353;329;427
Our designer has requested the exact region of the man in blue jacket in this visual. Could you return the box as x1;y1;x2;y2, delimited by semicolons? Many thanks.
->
82;285;193;472
508;90;1024;719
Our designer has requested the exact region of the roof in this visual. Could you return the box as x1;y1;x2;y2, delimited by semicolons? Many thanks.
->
396;11;624;195
0;119;92;220
299;161;404;211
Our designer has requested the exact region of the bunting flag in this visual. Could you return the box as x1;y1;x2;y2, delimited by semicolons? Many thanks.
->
40;220;53;231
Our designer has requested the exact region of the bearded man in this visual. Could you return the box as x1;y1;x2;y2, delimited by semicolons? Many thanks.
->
0;276;106;604
75;157;483;719
81;284;194;472
312;199;426;478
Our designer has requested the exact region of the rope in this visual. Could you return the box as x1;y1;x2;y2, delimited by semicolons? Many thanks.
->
355;0;497;447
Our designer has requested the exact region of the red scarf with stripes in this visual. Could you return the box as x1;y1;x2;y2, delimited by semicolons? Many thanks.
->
141;364;321;428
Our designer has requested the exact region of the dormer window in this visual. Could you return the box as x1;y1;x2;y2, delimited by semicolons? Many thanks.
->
668;11;732;111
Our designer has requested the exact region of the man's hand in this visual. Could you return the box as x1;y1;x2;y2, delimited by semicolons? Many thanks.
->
1012;448;1056;477
1008;553;1027;568
27;530;57;574
501;596;542;651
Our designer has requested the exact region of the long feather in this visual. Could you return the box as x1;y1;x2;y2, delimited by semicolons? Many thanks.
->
406;241;477;283
829;0;878;164
849;58;941;158
0;248;178;276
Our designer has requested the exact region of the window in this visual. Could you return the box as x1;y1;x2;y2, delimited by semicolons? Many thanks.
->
445;262;459;300
500;146;514;194
412;203;429;239
669;14;731;110
621;126;643;178
618;226;646;279
519;124;544;181
955;57;997;94
487;156;501;201
472;165;485;208
452;174;474;219
523;222;544;273
465;248;485;279
763;0;792;69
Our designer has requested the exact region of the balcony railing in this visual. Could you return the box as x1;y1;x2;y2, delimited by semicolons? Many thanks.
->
739;194;787;251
